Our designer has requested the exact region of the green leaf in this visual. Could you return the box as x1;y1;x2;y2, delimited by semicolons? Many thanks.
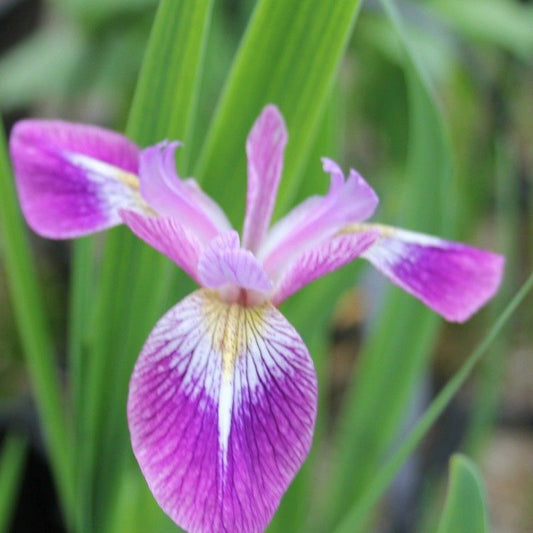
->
195;0;364;226
325;0;453;526
189;2;367;524
0;434;27;532
334;271;533;533
437;454;489;533
127;0;213;148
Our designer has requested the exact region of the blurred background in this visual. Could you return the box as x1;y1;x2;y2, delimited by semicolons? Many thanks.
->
0;0;532;532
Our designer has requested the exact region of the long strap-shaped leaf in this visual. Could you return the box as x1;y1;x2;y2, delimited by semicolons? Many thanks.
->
73;1;212;531
0;121;74;526
195;0;364;225
0;434;28;532
325;0;453;525
333;271;533;533
127;0;213;147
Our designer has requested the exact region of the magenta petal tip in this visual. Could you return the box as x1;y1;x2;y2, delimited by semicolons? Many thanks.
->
363;228;505;322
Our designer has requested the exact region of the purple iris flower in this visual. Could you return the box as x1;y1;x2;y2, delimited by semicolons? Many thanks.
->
10;105;503;533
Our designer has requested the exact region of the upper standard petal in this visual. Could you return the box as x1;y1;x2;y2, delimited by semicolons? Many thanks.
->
120;209;204;283
10;120;142;238
242;105;288;253
128;289;317;533
139;142;231;245
258;158;378;281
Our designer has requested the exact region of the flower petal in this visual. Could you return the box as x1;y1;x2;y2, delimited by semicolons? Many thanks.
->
128;290;317;533
198;231;272;294
271;229;379;305
242;105;288;253
139;142;231;244
353;224;505;322
259;157;378;280
120;209;203;282
10;119;141;238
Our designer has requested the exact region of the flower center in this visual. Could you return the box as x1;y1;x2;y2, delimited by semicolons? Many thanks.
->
215;286;270;308
201;289;270;376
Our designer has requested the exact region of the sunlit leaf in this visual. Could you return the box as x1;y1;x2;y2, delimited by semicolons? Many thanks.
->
195;0;364;225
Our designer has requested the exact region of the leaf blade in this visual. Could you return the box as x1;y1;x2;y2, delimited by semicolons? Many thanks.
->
325;0;454;525
437;454;489;533
0;120;74;526
195;0;364;225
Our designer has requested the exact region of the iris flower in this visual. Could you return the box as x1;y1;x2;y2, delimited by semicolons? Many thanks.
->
10;105;503;533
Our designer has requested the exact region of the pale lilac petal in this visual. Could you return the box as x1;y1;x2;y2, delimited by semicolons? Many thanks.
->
139;142;231;243
9;119;141;238
259;158;379;280
242;105;288;252
120;209;203;282
198;231;272;293
358;224;505;322
271;229;379;305
128;290;317;533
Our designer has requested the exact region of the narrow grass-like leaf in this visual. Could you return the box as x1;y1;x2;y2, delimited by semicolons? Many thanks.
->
0;121;74;526
436;455;489;533
325;0;453;526
195;0;364;226
68;237;97;431
68;237;97;532
0;434;27;532
334;271;533;533
73;1;213;530
127;0;213;148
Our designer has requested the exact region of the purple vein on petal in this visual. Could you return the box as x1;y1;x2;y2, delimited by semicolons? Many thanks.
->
128;290;317;533
9;119;141;238
242;105;288;253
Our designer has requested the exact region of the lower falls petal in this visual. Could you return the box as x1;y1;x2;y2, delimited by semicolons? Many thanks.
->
127;289;317;533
